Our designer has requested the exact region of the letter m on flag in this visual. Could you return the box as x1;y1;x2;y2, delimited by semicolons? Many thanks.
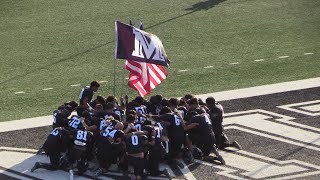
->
115;21;169;66
131;29;166;63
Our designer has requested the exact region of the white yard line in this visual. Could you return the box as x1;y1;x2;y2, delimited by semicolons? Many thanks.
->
204;66;213;69
229;62;239;65
14;91;25;94
2;77;320;132
99;80;107;83
254;59;265;62
278;56;289;59
42;88;53;91
304;53;314;55
70;84;81;87
178;69;188;72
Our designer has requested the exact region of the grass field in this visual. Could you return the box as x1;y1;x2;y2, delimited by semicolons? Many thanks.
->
0;0;319;122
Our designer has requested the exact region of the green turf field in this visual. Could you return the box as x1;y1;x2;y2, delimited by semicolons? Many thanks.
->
0;0;319;121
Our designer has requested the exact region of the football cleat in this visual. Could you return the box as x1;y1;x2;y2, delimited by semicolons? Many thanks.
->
175;160;185;169
93;168;105;180
232;141;242;150
122;169;129;177
217;155;226;165
31;162;40;172
36;148;45;155
162;168;172;180
184;150;195;164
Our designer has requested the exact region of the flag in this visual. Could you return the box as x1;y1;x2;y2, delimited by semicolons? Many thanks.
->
115;21;169;66
124;20;168;97
125;60;168;97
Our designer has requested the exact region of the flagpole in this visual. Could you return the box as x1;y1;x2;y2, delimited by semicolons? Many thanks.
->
126;81;129;96
121;63;125;98
113;21;118;97
113;58;117;97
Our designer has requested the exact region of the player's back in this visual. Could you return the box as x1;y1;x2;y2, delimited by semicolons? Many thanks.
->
72;129;93;149
126;134;146;154
67;115;83;130
160;113;184;142
43;127;68;153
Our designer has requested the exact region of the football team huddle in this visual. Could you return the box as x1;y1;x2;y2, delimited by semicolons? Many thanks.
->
31;81;241;180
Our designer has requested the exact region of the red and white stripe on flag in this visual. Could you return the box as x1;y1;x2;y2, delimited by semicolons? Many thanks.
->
125;60;168;97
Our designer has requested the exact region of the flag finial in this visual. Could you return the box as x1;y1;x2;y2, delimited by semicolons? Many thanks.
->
129;17;133;26
139;19;143;30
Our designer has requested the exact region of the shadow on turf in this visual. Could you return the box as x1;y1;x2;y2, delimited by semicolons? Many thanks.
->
0;42;109;86
0;0;227;86
186;0;226;11
147;0;226;29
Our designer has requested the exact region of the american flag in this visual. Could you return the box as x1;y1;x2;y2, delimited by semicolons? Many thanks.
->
125;59;167;97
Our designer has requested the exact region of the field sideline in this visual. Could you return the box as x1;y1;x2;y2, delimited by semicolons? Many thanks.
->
1;0;320;122
1;77;319;132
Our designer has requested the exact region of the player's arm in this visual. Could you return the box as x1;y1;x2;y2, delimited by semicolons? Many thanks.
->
175;109;198;131
118;95;129;111
82;96;90;109
146;114;159;121
82;95;94;112
80;117;97;132
99;120;111;135
183;122;199;131
113;113;121;121
125;131;147;137
123;123;135;134
159;114;171;126
148;129;157;146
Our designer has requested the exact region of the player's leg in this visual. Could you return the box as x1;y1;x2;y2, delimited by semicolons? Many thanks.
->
167;140;184;168
167;140;180;162
31;153;60;172
120;154;129;176
149;146;172;179
148;146;161;176
76;151;89;175
183;134;195;163
94;153;110;178
131;156;145;180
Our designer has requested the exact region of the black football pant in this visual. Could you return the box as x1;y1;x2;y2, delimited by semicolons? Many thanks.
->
148;147;162;176
97;142;126;169
168;139;184;161
69;148;88;175
121;154;145;177
216;133;233;149
127;155;145;178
